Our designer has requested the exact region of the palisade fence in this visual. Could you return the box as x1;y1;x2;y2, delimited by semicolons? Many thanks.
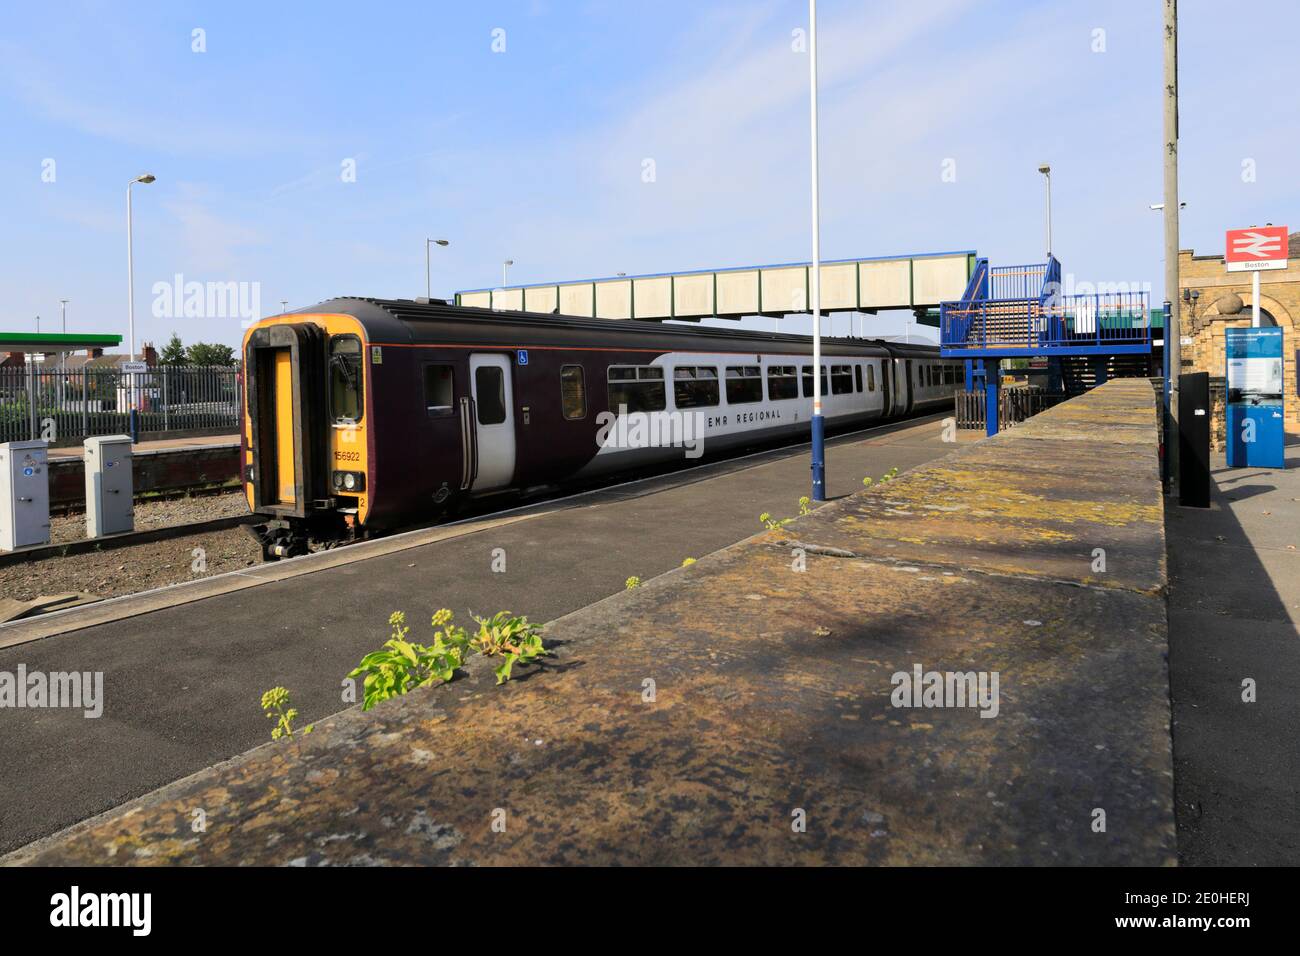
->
954;385;1062;431
0;364;241;445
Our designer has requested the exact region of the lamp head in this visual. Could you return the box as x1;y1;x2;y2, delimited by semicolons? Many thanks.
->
134;173;156;184
1037;163;1051;175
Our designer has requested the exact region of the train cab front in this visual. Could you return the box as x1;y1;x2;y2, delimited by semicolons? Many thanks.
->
241;316;370;560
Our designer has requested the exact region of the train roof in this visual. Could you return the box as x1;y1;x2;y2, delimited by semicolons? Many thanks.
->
290;297;943;359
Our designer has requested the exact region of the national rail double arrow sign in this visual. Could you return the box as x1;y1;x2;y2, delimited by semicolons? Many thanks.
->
1225;225;1289;273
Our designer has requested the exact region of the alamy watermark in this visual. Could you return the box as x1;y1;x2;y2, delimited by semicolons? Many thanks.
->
0;665;103;718
890;663;999;718
151;273;261;326
596;406;706;459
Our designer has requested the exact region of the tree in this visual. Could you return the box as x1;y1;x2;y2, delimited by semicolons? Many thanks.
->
185;342;236;367
159;332;187;366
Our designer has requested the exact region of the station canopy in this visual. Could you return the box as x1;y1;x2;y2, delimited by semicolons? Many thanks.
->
0;332;123;353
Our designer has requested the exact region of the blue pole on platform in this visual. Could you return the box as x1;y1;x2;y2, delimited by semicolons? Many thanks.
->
983;358;1000;437
129;407;139;443
811;411;826;499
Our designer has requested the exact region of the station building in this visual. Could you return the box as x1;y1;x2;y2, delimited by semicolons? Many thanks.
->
1177;231;1300;438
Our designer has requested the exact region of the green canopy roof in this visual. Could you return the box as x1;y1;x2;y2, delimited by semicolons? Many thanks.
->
0;332;123;353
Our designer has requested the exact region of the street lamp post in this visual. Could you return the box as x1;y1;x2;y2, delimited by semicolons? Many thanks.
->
1037;163;1052;258
503;259;514;288
426;238;449;299
808;0;826;501
60;299;69;403
126;174;156;363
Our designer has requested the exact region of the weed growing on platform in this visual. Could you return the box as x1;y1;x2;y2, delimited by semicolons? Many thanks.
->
681;557;696;567
346;609;547;710
625;575;641;589
468;610;548;684
863;467;899;488
261;686;313;740
761;496;812;530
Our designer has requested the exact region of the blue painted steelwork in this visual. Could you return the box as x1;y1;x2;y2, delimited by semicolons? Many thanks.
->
940;254;1151;358
810;413;826;501
983;358;1000;438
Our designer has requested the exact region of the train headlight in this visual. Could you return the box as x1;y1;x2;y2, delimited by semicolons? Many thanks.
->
332;470;365;492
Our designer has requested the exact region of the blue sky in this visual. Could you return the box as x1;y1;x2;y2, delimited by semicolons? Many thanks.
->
3;0;1297;350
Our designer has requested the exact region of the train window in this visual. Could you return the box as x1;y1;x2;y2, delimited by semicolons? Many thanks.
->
830;365;853;395
328;335;364;424
917;365;923;386
855;366;863;393
801;365;828;398
867;365;876;392
768;365;799;401
674;366;720;409
475;366;507;425
607;365;666;413
423;364;454;416
560;365;586;420
725;366;763;404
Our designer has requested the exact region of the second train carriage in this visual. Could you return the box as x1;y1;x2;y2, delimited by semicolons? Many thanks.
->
241;297;961;557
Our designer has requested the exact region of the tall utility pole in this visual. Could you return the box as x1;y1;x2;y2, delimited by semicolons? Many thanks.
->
127;173;157;363
807;0;826;501
1163;0;1181;494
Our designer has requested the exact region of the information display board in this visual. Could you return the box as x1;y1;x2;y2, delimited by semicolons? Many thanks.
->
1225;327;1285;468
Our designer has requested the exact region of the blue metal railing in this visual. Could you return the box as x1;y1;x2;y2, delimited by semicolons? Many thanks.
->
989;262;1047;299
941;290;1151;352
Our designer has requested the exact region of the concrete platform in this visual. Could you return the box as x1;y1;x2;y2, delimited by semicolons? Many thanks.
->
45;434;239;458
0;415;952;854
2;384;1175;865
1167;440;1300;865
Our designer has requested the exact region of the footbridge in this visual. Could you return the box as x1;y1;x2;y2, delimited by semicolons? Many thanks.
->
940;256;1154;435
456;250;976;323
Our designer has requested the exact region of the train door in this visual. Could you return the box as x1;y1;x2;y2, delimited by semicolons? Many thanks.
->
244;323;326;517
904;359;914;414
879;359;890;418
468;353;516;491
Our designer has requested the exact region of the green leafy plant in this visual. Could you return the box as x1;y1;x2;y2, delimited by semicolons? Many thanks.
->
347;608;548;710
862;476;874;488
347;610;471;711
798;495;812;516
681;557;696;567
261;686;313;740
625;575;641;589
467;611;547;685
759;511;792;530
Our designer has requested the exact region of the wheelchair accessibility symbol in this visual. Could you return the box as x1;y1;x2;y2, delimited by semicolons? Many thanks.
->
517;349;529;366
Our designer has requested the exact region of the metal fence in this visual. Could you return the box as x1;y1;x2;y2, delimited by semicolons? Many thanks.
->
954;385;1063;431
0;364;240;445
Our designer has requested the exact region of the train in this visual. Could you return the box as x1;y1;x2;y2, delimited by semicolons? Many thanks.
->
241;297;961;558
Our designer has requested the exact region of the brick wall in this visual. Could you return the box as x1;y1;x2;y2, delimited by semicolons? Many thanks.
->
1177;238;1298;436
